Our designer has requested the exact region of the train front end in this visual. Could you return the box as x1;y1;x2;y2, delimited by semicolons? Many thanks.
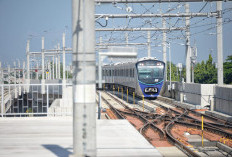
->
136;59;165;98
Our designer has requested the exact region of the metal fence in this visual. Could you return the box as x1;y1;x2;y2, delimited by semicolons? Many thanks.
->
0;84;69;117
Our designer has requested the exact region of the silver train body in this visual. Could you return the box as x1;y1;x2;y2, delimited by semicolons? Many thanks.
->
102;57;165;98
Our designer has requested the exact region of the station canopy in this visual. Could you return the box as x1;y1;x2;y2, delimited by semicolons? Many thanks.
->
106;46;138;63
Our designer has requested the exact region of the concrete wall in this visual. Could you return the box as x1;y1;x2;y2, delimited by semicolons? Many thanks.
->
161;82;232;116
160;81;215;108
214;85;232;116
48;85;72;116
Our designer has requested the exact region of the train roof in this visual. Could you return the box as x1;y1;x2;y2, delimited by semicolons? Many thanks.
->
138;57;157;61
102;57;161;67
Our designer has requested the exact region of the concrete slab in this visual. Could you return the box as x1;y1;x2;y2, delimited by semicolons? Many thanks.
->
156;147;187;157
205;110;232;123
0;118;162;157
185;134;216;147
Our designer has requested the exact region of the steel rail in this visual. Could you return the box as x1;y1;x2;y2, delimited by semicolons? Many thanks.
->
97;91;125;119
103;91;168;140
165;121;201;157
146;98;232;133
110;90;232;155
164;109;201;157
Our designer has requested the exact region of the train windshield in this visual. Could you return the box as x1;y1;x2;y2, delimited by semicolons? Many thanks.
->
137;60;164;84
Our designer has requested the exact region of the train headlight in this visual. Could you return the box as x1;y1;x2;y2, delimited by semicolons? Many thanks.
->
144;87;158;93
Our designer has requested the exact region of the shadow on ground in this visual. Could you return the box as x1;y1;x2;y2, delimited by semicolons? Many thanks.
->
43;144;72;157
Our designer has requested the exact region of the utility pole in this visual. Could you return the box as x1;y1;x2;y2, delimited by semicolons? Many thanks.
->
58;44;61;79
185;3;191;83
98;37;103;89
17;60;21;96
41;37;45;94
62;33;66;97
217;1;224;85
162;18;167;81
191;50;194;83
23;62;25;81
14;61;17;99
36;62;39;80
52;56;55;79
26;40;30;93
169;43;171;91
72;0;96;156
62;33;66;81
191;42;197;83
48;59;51;80
56;55;58;79
23;62;25;94
45;62;48;80
8;65;10;96
147;31;151;57
26;40;30;80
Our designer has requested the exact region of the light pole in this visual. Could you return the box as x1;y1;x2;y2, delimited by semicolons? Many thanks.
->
166;43;172;91
177;63;183;82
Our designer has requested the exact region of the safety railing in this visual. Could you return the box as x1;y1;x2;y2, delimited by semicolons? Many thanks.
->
0;83;72;117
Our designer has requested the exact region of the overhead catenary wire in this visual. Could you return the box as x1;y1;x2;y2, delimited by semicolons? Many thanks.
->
96;3;232;55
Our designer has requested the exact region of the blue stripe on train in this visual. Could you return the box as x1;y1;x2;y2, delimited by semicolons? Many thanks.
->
138;80;164;98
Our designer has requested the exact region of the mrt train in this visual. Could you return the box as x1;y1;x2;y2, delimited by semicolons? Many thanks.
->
102;57;165;98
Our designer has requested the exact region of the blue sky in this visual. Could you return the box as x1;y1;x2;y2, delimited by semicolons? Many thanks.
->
0;0;232;67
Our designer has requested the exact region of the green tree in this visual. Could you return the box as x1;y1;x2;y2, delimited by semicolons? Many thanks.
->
194;61;205;83
205;54;217;83
194;54;217;84
166;62;185;82
224;55;232;84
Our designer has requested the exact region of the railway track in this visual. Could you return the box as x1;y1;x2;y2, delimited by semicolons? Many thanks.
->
146;99;232;136
99;90;232;157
